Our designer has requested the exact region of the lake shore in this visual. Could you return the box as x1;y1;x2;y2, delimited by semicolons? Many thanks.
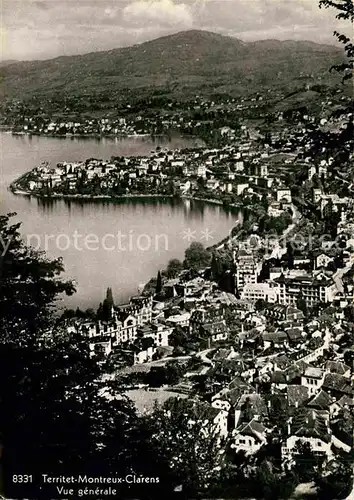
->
9;185;242;209
1;126;153;139
3;127;203;144
2;131;236;309
9;173;242;209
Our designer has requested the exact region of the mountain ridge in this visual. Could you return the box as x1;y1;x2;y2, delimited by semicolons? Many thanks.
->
2;30;340;64
0;29;344;101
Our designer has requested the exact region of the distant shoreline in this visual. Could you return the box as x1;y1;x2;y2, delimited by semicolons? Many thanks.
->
1;128;204;145
9;185;240;209
6;129;158;140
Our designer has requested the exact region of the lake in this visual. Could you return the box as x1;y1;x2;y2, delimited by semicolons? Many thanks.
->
0;132;240;310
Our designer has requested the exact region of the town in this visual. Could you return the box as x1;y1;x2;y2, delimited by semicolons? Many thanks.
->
2;8;354;495
15;81;350;497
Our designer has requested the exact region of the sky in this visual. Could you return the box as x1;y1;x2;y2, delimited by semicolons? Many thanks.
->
1;0;351;61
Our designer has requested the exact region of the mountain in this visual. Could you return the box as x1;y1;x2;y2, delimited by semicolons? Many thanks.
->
0;30;344;101
0;60;18;68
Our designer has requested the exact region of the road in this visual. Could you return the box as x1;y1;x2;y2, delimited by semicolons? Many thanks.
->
266;203;301;259
117;348;214;374
146;348;214;367
217;203;301;254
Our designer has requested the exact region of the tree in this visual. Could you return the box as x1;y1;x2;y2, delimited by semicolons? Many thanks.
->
98;287;114;320
218;269;236;294
156;270;162;294
0;214;168;499
306;1;354;178
106;286;114;307
255;299;266;311
296;298;308;316
169;326;187;348
211;252;223;281
253;460;297;500
293;441;324;483
210;454;253;498
285;242;294;269
166;258;183;278
344;348;354;366
165;361;184;385
146;366;167;387
319;0;353;82
184;242;211;271
316;460;354;499
0;214;75;345
145;398;222;496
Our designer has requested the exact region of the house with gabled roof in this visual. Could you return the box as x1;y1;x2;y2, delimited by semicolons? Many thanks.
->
269;363;303;391
263;304;305;322
330;394;354;417
301;366;325;396
306;390;332;411
136;322;172;347
322;373;353;398
89;335;113;358
228;376;256;395
212;346;237;362
202;321;229;343
273;354;292;372
325;360;351;378
285;327;305;345
330;408;353;454
282;408;332;462
231;418;267;455
212;387;243;413
132;337;156;364
316;253;334;269
181;399;229;440
234;393;268;428
262;330;288;350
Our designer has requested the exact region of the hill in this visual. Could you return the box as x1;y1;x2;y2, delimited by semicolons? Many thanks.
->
0;30;345;101
0;60;18;68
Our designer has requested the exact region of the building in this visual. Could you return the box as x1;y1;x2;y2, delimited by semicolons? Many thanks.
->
236;183;249;195
190;306;225;334
127;295;153;325
133;344;156;364
232;418;267;455
183;400;229;440
275;272;337;307
234;249;262;293
313;188;323;203
197;164;207;178
282;409;332;463
316;253;333;269
241;283;278;303
115;311;137;343
202;321;229;343
137;322;173;347
89;336;113;357
166;312;191;328
301;367;325;396
190;306;228;344
262;330;289;350
325;361;351;378
277;188;292;203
